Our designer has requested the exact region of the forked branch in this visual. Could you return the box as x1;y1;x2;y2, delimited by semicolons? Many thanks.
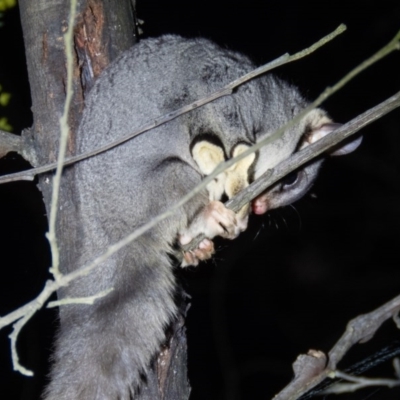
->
272;293;400;400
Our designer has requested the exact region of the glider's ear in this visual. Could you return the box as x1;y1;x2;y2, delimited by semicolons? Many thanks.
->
308;123;363;156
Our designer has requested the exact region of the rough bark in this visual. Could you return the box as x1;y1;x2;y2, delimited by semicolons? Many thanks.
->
18;0;137;270
17;0;190;398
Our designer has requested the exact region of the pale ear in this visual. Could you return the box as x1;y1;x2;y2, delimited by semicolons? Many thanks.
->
224;143;256;199
192;141;225;174
230;143;256;174
308;123;363;156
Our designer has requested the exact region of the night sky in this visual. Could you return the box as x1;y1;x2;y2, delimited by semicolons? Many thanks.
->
0;1;400;399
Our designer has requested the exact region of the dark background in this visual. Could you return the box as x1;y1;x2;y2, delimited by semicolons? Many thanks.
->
0;1;399;399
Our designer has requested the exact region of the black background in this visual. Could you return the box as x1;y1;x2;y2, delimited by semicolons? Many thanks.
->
0;1;399;399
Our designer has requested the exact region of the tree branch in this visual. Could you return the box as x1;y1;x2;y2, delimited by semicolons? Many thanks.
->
0;24;346;184
272;293;400;400
0;128;37;168
0;129;23;157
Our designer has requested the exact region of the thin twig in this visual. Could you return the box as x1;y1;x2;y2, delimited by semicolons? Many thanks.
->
47;288;114;307
45;0;77;281
0;24;346;185
323;369;400;394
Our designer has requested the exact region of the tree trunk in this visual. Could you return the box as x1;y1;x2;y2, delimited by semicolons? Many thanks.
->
18;0;190;398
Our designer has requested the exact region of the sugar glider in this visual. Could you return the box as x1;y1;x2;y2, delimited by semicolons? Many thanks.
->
43;35;360;399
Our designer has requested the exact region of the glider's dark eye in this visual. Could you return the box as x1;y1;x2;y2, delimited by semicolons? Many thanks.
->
281;171;299;188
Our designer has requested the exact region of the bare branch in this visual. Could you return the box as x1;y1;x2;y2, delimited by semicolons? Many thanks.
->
0;128;38;169
0;129;23;158
47;288;113;307
272;293;400;400
0;24;346;185
6;280;55;376
2;277;112;376
328;293;400;369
